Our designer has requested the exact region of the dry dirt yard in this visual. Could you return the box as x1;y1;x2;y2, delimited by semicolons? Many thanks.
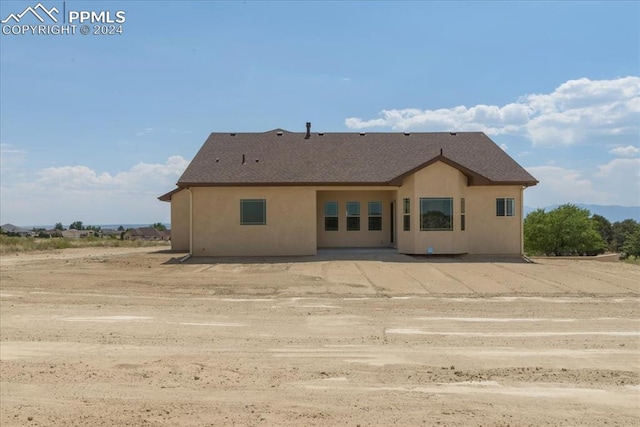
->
1;248;638;426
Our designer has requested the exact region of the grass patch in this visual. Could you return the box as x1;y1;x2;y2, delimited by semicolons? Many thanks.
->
0;236;169;254
622;255;640;265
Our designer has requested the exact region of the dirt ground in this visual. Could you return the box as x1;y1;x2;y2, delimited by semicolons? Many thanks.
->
1;247;638;426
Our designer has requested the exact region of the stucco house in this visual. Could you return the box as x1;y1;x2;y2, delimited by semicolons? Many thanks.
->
124;227;170;241
159;124;538;256
61;229;94;239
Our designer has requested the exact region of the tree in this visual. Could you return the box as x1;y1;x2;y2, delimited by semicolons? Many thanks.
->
523;204;606;256
150;222;167;231
117;225;125;231
621;228;640;257
69;221;83;230
591;214;613;249
524;209;553;255
611;219;639;252
54;222;65;231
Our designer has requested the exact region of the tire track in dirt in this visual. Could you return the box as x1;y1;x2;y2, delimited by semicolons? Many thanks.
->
426;264;485;294
492;263;574;294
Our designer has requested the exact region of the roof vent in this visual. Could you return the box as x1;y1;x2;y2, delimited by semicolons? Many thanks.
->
230;133;236;136
305;122;311;139
359;132;366;136
403;132;410;136
255;159;259;163
276;131;283;136
215;158;220;163
318;132;325;136
449;132;457;136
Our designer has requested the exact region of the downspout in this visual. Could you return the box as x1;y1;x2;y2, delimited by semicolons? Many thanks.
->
188;187;193;256
520;186;525;256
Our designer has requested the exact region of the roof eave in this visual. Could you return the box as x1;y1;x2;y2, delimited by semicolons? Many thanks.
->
177;181;402;187
158;187;183;202
388;155;493;186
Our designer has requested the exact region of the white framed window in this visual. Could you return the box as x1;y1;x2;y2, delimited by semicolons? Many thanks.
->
347;202;360;231
420;198;453;231
403;198;410;231
240;199;266;225
325;202;338;231
496;198;515;217
368;201;382;231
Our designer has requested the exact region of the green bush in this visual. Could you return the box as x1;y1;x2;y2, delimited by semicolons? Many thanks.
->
524;204;606;256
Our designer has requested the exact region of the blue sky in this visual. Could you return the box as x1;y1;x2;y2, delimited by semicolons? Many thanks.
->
1;1;638;226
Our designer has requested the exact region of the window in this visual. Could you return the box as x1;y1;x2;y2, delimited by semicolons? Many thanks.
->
325;202;338;231
496;198;515;217
460;198;466;231
403;198;411;231
346;201;360;231
420;198;453;231
240;199;266;225
368;201;382;231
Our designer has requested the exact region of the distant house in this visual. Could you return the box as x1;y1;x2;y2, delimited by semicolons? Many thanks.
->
46;229;63;238
100;229;120;238
0;223;33;237
159;125;538;256
61;229;94;239
124;227;170;241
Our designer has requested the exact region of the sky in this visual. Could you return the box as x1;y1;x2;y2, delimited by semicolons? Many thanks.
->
0;1;639;227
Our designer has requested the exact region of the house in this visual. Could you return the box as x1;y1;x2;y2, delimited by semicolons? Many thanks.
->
100;229;121;238
46;229;63;238
124;227;170;241
0;223;33;237
159;124;538;256
62;229;94;239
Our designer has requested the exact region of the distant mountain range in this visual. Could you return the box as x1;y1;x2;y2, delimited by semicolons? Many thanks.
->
524;204;640;222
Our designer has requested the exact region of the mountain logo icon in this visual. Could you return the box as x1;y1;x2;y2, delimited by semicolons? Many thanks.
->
1;3;59;24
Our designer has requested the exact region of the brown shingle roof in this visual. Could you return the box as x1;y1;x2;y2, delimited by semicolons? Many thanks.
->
176;130;537;187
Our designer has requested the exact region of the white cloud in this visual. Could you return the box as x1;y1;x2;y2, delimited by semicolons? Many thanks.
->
0;143;27;155
499;143;508;151
345;76;640;147
0;156;188;226
0;143;27;170
136;127;154;136
525;158;640;208
609;145;639;158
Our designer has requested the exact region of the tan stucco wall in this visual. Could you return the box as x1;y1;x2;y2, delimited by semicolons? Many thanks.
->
170;189;190;251
173;163;526;256
316;190;395;248
403;161;469;254
191;187;317;256
465;185;523;254
395;161;524;255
